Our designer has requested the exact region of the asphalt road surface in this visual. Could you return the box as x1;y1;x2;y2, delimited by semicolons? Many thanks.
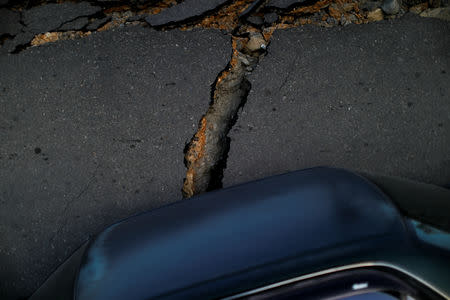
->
0;27;229;300
0;4;449;300
224;15;450;187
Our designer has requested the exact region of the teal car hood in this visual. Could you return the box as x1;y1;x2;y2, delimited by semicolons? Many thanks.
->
73;167;450;300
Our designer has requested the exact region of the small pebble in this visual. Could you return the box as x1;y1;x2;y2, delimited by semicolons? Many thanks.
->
340;15;351;25
327;17;338;25
381;0;400;15
368;8;384;21
349;14;358;22
245;33;267;52
409;3;428;14
246;15;264;26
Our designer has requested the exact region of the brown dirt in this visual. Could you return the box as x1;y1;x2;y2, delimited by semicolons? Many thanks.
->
191;0;256;31
272;0;368;29
181;34;263;198
183;117;208;198
30;31;92;46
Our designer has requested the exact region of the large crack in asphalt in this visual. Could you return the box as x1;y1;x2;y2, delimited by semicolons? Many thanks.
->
179;0;449;198
2;0;448;196
180;0;360;198
182;30;267;197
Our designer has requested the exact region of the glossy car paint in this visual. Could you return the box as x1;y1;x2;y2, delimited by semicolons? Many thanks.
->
73;168;450;300
29;167;450;300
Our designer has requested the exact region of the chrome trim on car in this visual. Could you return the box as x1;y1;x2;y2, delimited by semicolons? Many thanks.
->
221;262;449;300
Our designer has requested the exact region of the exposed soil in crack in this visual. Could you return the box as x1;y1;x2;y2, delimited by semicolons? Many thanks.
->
182;23;269;197
179;0;448;197
184;0;257;31
180;0;364;198
30;30;92;46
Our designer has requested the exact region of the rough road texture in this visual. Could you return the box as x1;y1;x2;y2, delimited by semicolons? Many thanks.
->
224;14;450;187
0;27;230;300
0;8;22;36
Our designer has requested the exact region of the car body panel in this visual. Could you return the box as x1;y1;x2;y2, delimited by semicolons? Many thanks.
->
75;167;439;300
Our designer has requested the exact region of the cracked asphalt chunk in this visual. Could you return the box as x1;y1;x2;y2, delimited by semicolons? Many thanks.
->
59;17;90;31
224;15;450;187
86;16;112;30
145;0;229;26
0;27;229;300
23;2;102;34
0;32;34;54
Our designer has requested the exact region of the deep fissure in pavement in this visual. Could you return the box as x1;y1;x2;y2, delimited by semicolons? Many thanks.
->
182;29;268;197
2;0;448;194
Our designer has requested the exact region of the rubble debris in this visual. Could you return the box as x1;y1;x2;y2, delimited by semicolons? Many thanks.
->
329;4;343;18
368;7;384;20
30;31;92;46
190;0;255;31
409;2;428;13
381;0;400;14
6;0;435;55
269;0;367;29
97;11;134;31
245;32;267;52
420;6;450;20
